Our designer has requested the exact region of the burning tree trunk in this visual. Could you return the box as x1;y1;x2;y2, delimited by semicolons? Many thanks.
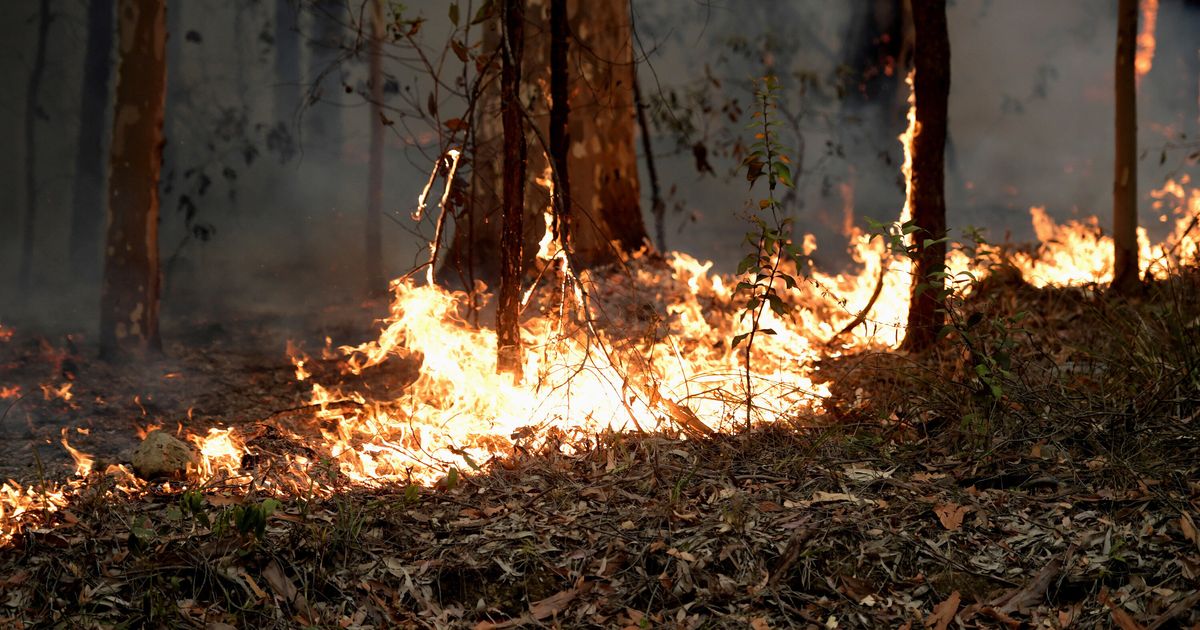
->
899;0;950;353
19;0;52;294
1111;0;1141;294
444;0;647;284
496;0;527;379
69;0;116;280
365;0;386;297
100;0;167;360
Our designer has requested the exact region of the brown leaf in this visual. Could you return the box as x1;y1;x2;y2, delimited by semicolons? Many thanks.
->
262;560;315;623
1180;512;1199;551
926;591;960;630
1099;588;1147;630
934;503;969;530
750;617;771;630
529;588;576;620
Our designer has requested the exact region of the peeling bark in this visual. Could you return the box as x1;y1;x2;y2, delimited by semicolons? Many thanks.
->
100;0;167;361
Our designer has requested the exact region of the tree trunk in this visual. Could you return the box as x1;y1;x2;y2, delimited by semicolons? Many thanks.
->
68;0;116;280
496;0;526;379
274;0;301;126
100;0;167;361
365;0;386;296
19;0;53;294
307;0;346;151
444;0;647;284
548;0;570;247
1111;0;1140;294
899;0;949;353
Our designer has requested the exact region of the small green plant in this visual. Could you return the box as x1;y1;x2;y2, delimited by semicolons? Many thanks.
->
734;75;800;427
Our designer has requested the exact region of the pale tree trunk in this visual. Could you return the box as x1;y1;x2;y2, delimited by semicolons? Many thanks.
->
899;0;949;353
100;0;167;360
273;0;301;126
19;0;52;293
69;0;116;280
365;0;386;296
444;0;647;284
497;0;526;379
1111;0;1140;294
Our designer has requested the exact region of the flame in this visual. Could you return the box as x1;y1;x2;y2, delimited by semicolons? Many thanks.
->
41;382;73;402
60;428;94;478
0;324;12;342
1136;0;1158;85
0;386;20;400
4;74;1200;547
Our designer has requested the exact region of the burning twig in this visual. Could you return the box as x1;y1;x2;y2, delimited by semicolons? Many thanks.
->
422;148;462;286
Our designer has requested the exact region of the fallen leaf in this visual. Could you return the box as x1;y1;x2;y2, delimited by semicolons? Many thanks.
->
934;503;969;531
529;588;576;621
1180;512;1199;551
750;617;771;630
926;590;960;630
1098;588;1147;630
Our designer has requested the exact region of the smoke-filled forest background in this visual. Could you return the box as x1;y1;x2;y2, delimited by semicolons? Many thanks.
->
1;0;1198;330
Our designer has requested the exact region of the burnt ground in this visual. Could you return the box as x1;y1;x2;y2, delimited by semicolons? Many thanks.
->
0;272;1199;628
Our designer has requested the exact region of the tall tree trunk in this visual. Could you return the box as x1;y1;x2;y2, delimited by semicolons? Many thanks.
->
899;0;949;353
444;0;647;284
634;75;665;252
365;0;386;296
548;0;570;247
307;0;346;151
497;0;526;379
69;0;116;280
274;0;301;126
19;0;53;294
100;0;167;361
1111;0;1141;294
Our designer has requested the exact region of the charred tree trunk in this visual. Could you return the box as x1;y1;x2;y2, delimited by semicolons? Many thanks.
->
365;0;386;297
899;0;949;353
100;0;167;360
1111;0;1141;294
69;0;116;280
307;0;346;151
444;0;647;284
548;0;570;246
19;0;52;293
496;0;527;379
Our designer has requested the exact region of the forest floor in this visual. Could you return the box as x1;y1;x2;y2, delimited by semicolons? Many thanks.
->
1;270;1199;628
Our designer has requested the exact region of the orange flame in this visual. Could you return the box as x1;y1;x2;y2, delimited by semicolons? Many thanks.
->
1135;0;1159;85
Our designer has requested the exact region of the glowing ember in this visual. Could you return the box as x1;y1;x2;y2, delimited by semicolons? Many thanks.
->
41;382;74;402
0;385;20;400
0;324;12;342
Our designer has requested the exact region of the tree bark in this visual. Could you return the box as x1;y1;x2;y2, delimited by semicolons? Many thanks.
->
365;0;386;297
19;0;53;294
899;0;949;353
496;0;527;379
548;0;570;248
1111;0;1141;294
444;0;647;284
100;0;167;361
69;0;116;280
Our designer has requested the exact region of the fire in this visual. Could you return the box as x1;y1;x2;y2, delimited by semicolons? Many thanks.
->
1135;0;1158;84
60;428;94;478
0;324;12;342
0;385;19;400
41;382;73;402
